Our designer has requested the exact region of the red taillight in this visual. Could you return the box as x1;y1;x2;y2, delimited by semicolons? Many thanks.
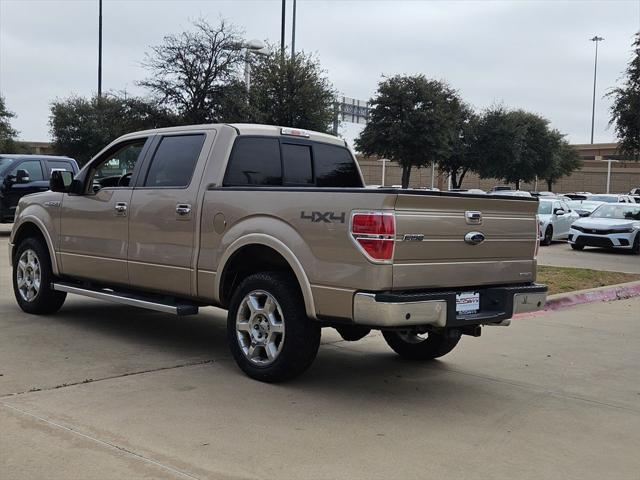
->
351;212;395;262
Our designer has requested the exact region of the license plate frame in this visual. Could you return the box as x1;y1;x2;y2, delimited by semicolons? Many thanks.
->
456;291;480;315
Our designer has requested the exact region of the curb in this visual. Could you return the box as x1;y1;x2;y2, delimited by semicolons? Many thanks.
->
518;280;640;317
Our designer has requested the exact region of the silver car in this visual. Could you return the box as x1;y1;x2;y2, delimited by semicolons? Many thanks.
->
538;198;580;246
569;203;640;254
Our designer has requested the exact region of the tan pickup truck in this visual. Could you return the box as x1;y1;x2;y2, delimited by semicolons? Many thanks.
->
9;124;547;382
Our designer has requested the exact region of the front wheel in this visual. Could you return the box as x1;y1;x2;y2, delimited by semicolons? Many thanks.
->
382;330;460;360
13;237;66;314
227;272;321;382
632;233;640;255
541;226;553;246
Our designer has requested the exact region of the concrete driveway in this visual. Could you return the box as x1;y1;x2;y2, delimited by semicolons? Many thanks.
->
1;225;640;479
538;240;640;274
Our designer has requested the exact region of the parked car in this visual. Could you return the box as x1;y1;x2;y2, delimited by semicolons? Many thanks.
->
567;200;605;217
0;155;79;223
629;188;640;195
631;195;640;204
491;190;533;197
448;188;486;195
564;192;592;200
569;203;640;254
488;186;512;193
8;123;547;382
589;194;636;204
538;198;581;245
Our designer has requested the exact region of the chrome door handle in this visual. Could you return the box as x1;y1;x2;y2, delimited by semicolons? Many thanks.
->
115;202;128;216
176;204;192;216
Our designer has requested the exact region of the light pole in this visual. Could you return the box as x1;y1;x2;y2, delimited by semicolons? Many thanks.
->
280;0;286;61
599;157;618;194
241;40;266;94
589;35;604;144
98;0;102;97
378;158;390;186
291;0;297;58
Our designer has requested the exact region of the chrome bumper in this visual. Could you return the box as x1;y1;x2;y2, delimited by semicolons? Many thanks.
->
353;284;547;329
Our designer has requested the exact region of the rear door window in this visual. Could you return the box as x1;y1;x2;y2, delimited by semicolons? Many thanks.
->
10;160;44;181
282;143;313;185
46;160;74;176
144;134;205;188
313;143;362;187
224;137;282;186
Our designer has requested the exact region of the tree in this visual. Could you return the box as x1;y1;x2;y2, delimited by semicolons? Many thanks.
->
541;133;582;191
356;75;464;188
608;32;640;160
139;18;246;124
248;49;336;132
474;107;556;190
49;93;178;165
0;95;21;153
437;105;478;189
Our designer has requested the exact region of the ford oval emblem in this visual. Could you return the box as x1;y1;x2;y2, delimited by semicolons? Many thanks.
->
464;231;485;245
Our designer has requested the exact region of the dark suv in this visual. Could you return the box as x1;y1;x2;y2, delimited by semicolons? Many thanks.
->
0;155;79;223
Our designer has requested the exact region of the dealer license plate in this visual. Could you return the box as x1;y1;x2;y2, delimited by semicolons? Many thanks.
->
456;291;480;315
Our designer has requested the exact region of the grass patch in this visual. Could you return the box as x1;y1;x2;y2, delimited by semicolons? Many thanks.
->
538;266;640;295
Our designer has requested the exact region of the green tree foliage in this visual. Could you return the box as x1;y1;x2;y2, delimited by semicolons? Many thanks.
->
0;95;22;153
49;94;178;165
474;107;556;190
541;133;582;191
356;75;464;188
608;32;640;160
248;49;336;132
437;105;478;189
139;18;246;124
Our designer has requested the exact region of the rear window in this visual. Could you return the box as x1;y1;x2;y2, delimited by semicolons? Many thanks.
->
46;160;74;174
144;134;205;188
313;143;362;187
224;137;282;186
282;144;313;185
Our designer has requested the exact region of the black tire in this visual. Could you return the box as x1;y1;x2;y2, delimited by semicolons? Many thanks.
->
382;330;460;360
12;237;66;314
226;272;321;382
570;244;584;251
632;233;640;255
541;226;553;246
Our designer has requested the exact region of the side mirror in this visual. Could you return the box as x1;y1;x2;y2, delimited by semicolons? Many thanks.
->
50;170;74;193
15;169;30;184
554;208;565;216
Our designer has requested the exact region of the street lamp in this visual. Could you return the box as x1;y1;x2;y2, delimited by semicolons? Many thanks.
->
589;35;604;144
598;156;618;194
241;39;267;94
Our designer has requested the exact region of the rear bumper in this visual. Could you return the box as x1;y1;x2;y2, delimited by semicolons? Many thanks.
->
353;283;547;328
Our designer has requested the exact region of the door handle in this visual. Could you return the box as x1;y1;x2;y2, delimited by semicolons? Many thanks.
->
114;202;128;216
176;204;192;217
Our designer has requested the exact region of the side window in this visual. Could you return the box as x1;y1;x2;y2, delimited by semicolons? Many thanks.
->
90;140;147;192
10;160;44;182
224;137;282;186
282;144;312;185
46;160;73;175
144;134;205;188
313;143;363;187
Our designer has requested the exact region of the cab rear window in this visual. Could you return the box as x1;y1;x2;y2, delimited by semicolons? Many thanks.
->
223;136;362;188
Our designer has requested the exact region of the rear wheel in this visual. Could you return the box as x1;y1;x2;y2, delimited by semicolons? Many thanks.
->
541;226;553;246
13;237;66;314
382;329;460;360
570;244;584;251
227;272;321;382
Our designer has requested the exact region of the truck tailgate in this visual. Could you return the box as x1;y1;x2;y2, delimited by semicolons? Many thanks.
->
392;193;538;289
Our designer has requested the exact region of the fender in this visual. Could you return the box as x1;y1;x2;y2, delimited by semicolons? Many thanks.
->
11;215;59;275
215;233;317;320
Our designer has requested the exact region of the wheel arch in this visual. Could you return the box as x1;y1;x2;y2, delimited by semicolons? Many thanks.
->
11;217;59;275
215;234;317;319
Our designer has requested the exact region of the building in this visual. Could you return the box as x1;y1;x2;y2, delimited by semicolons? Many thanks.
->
357;143;640;193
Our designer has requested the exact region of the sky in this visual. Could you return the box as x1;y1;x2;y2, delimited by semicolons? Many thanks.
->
0;0;639;148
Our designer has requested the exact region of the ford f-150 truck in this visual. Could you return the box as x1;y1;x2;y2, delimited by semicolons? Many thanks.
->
9;124;547;382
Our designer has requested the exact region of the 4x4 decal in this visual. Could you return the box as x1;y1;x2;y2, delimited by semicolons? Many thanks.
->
300;211;346;223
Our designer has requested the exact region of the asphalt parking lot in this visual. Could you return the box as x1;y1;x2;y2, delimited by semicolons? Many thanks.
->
538;241;640;274
1;223;640;479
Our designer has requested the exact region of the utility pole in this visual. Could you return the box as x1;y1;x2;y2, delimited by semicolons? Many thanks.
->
589;35;604;144
98;0;103;97
280;0;286;61
291;0;297;58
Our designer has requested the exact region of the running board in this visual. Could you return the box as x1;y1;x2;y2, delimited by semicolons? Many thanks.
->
51;282;199;316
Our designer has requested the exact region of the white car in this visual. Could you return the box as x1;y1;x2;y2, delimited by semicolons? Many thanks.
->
538;198;580;246
569;203;640;254
588;194;636;204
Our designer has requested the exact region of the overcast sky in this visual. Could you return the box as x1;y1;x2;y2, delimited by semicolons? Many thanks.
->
0;0;639;147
